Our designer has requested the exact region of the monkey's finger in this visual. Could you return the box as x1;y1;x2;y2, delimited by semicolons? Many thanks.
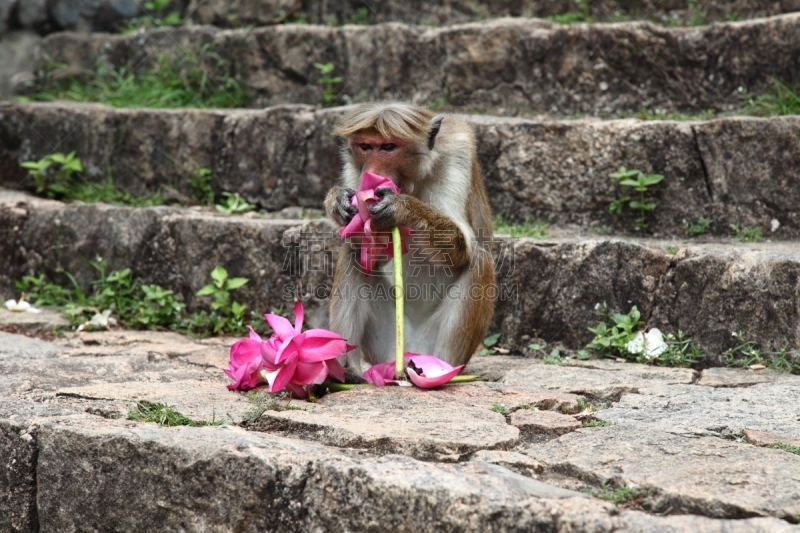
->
374;187;396;200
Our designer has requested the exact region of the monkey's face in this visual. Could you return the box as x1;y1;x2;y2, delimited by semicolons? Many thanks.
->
350;135;419;194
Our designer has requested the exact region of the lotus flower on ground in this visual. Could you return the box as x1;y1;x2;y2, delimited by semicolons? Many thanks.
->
340;172;412;274
363;354;464;389
4;298;40;313
224;302;354;398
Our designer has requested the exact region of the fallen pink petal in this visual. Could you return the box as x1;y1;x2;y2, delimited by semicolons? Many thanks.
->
363;362;397;386
405;353;465;389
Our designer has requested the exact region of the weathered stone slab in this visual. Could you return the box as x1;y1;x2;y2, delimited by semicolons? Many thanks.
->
0;417;37;533
597;383;800;441
0;306;70;333
526;425;800;519
0;330;63;359
502;360;695;399
699;367;800;387
618;511;798;533
28;15;800;115
251;384;520;461
58;380;252;424
464;355;540;381
4;104;799;238
192;0;798;27
510;408;582;441
33;420;614;533
744;428;800;448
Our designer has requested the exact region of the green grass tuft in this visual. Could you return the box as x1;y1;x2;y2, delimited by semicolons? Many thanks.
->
128;402;223;427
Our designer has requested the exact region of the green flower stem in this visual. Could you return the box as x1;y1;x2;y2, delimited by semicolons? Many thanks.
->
393;226;405;381
447;375;483;384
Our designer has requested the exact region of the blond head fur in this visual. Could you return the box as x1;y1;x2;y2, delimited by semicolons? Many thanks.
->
332;102;436;142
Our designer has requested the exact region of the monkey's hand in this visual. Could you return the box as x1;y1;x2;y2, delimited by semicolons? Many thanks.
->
324;186;358;226
369;188;408;229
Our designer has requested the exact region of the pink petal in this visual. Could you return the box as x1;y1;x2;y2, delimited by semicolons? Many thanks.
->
407;364;464;389
360;172;400;194
340;214;365;239
275;335;300;365
265;313;294;340
284;382;308;399
292;361;328;385
270;354;298;393
405;353;465;389
246;325;262;342
326;359;345;383
363;362;396;387
228;338;262;367
292;301;304;334
260;337;280;368
296;334;350;363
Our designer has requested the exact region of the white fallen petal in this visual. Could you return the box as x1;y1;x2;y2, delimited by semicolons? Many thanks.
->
626;331;645;354
642;328;667;359
4;299;41;313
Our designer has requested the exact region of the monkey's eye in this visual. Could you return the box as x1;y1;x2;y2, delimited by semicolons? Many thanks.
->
380;143;397;152
358;143;373;152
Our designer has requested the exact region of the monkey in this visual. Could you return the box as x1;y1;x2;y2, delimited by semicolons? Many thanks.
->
324;102;495;375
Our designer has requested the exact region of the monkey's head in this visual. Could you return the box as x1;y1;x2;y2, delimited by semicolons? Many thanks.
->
333;102;443;194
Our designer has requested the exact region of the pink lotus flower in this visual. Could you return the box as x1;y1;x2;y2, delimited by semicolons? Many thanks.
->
224;302;354;398
363;354;464;389
224;326;270;391
340;172;411;274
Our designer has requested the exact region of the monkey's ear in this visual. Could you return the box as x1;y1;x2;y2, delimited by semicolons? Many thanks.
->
428;115;444;150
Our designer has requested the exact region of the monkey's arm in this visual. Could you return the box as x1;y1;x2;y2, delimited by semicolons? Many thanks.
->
324;186;357;226
369;189;470;269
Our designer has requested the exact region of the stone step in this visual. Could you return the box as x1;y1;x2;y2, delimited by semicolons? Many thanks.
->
2;101;799;239
2;188;799;358
2;0;795;39
26;14;800;115
192;0;799;27
2;329;800;531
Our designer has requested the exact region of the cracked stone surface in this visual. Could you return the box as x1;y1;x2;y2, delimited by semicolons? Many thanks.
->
502;359;696;399
2;330;800;531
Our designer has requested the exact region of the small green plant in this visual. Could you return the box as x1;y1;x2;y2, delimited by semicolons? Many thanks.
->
741;80;800;117
584;418;615;427
137;284;186;328
215;192;255;214
314;62;342;106
658;330;706;368
493;215;549;239
724;331;800;372
687;0;708;26
730;224;763;242
193;266;249;334
548;0;592;23
683;217;712;237
21;151;83;196
664;246;679;256
128;401;223;427
287;11;311;24
589;481;638;503
634;105;717;121
773;442;800;456
587;303;642;358
121;0;182;33
242;392;305;422
341;7;372;25
609;167;664;230
542;348;567;366
491;403;508;415
24;47;247;109
190;167;215;206
480;333;501;356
